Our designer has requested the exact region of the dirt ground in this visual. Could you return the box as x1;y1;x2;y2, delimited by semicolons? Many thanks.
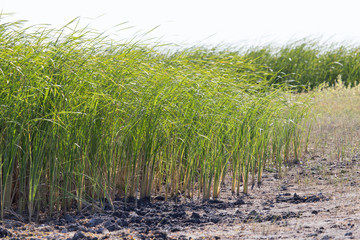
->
169;155;360;240
1;86;359;239
1;154;359;240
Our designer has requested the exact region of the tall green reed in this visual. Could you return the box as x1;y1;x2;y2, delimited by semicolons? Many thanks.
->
0;18;311;219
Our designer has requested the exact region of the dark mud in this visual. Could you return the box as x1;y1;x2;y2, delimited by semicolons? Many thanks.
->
2;192;326;240
1;151;360;240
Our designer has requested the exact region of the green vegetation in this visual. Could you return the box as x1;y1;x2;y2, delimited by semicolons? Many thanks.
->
3;19;346;221
243;39;360;89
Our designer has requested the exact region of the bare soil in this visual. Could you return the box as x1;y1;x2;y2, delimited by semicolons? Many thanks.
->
1;151;359;240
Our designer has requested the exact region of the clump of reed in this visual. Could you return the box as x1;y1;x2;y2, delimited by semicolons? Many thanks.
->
0;19;310;221
243;39;360;90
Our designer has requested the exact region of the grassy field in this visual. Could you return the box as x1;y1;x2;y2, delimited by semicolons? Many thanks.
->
0;19;359;223
310;79;360;161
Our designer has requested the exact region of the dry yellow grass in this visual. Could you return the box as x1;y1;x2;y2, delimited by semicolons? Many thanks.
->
310;76;360;162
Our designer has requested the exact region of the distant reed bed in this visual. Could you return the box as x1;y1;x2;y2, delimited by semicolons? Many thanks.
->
243;39;360;89
0;19;312;220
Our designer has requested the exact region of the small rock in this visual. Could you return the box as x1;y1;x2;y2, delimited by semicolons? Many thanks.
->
153;230;167;239
154;196;165;201
247;210;262;222
170;227;181;232
234;199;245;205
46;233;63;239
40;226;53;232
112;211;128;219
345;232;353;236
210;217;220;224
208;199;223;204
77;226;88;232
170;210;186;218
64;214;75;223
130;216;142;223
235;209;243;214
116;219;129;227
191;212;200;219
189;218;201;224
321;235;330;240
129;212;139;218
306;233;318;237
67;223;80;232
87;218;103;227
0;227;13;237
104;220;119;232
71;231;86;240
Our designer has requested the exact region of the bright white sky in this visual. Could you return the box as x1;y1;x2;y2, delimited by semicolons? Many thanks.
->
2;0;360;47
